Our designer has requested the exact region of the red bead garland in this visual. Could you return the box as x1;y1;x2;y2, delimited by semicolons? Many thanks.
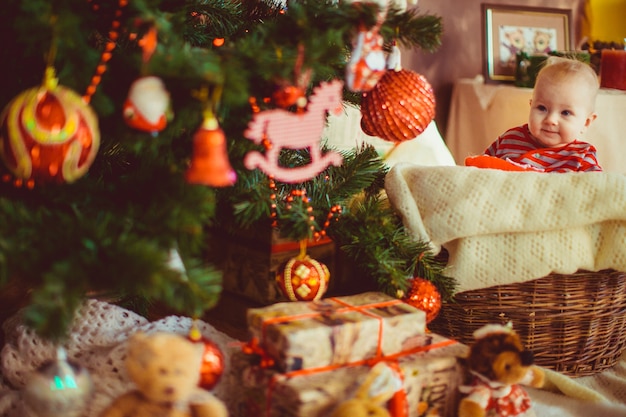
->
84;0;128;104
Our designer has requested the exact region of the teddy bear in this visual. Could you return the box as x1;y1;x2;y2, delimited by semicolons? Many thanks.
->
331;362;399;417
458;323;545;417
99;331;228;417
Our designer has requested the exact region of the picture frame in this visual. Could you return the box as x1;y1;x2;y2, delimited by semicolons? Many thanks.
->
481;4;573;83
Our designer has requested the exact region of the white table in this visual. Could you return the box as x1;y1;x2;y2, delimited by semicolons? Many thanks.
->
446;77;626;174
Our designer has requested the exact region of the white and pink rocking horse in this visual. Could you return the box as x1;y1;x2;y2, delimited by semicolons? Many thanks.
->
243;79;344;183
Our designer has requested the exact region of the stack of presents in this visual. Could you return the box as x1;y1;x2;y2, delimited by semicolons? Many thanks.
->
211;230;540;417
228;292;465;417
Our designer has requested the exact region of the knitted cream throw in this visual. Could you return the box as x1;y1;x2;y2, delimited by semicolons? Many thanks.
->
385;163;626;292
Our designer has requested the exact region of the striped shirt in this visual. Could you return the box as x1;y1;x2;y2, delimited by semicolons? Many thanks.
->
485;124;602;172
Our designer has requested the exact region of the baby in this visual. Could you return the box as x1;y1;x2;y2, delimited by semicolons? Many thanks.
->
468;57;601;172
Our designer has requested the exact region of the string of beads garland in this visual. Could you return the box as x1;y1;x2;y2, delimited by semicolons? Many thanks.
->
84;0;128;104
268;176;342;239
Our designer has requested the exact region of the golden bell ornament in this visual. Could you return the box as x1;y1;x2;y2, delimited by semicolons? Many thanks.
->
185;116;236;187
360;68;435;143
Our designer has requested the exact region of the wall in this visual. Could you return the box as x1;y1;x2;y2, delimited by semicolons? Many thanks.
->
403;0;586;137
584;0;626;42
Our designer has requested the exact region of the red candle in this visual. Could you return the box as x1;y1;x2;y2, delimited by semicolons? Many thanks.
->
600;49;626;90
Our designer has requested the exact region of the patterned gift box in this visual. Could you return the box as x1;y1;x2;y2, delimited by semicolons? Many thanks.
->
231;333;465;417
246;292;427;372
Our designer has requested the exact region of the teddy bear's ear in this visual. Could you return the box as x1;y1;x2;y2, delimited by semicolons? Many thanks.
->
126;331;157;368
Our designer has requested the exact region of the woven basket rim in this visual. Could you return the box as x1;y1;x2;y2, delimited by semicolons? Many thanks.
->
430;269;626;377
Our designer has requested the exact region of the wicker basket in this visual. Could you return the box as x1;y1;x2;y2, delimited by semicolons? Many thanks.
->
429;270;626;377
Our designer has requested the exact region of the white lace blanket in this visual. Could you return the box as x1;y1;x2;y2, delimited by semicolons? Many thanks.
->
0;300;238;417
385;163;626;292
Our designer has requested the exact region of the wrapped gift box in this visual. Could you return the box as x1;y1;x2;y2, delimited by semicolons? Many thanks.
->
208;227;340;305
231;333;465;417
247;292;427;372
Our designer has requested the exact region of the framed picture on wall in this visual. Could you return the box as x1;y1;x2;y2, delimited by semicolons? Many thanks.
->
481;4;573;83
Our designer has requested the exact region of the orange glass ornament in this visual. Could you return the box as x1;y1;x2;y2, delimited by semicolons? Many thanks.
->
403;277;442;324
360;68;435;143
188;325;225;390
186;115;236;187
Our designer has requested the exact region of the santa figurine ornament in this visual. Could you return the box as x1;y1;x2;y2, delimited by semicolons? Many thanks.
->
123;26;173;135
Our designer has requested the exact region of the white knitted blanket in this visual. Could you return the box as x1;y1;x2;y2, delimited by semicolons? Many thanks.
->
385;163;626;292
0;300;238;417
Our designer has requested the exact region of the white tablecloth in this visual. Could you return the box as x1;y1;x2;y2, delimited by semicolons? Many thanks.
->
446;77;626;174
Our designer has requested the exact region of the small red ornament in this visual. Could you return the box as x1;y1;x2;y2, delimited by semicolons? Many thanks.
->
272;84;306;109
360;68;436;143
188;326;225;390
0;67;100;185
276;254;330;302
403;277;442;323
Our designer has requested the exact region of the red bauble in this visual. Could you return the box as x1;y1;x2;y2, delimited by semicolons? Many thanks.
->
0;83;100;185
188;331;225;390
272;85;306;109
403;277;442;323
276;255;330;301
360;69;435;143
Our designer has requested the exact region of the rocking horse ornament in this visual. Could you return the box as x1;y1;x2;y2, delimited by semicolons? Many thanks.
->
243;80;344;183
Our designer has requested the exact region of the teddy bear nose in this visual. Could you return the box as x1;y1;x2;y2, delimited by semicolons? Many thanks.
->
520;350;534;366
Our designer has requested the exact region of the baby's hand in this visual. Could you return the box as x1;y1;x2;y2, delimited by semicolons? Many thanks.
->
505;158;543;172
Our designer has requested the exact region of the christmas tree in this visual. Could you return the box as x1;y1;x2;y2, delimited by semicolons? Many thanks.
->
0;0;454;342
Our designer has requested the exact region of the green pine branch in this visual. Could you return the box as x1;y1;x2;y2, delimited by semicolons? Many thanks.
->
0;0;448;340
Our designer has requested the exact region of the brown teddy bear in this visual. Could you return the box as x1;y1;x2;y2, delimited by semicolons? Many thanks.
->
458;324;545;417
99;331;228;417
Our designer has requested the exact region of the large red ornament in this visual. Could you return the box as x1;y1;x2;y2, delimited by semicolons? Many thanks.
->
403;277;442;324
188;327;225;390
276;254;330;302
0;72;100;185
360;68;435;143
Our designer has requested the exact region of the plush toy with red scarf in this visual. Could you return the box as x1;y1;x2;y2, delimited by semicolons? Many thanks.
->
458;324;545;417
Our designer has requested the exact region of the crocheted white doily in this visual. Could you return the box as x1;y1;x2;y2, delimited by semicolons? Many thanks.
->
0;300;238;417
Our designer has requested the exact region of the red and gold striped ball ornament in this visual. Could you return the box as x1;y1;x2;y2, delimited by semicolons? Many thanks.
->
276;255;330;302
0;68;100;185
402;277;442;324
360;68;435;143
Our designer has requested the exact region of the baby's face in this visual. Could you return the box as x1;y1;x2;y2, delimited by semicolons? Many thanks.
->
528;77;596;147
